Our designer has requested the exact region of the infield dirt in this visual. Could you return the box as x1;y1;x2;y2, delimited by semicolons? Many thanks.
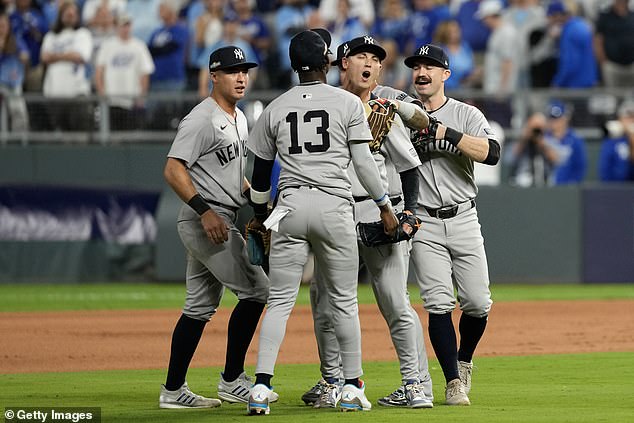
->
1;300;633;373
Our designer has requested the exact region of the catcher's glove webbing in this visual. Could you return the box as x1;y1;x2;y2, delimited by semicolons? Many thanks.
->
245;219;271;266
411;114;440;156
366;98;396;153
357;212;421;247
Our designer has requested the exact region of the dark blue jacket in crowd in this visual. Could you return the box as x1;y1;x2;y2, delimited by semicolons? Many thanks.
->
551;17;598;88
9;8;48;67
598;136;634;182
148;23;189;84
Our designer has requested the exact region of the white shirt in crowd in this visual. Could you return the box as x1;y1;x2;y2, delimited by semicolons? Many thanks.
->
41;28;93;97
95;34;155;109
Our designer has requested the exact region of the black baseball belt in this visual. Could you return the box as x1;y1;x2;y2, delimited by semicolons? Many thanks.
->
424;199;476;219
206;199;239;213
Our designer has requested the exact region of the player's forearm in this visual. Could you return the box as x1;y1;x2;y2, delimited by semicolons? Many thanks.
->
249;155;275;219
437;124;500;165
164;158;199;204
350;141;389;206
395;100;429;130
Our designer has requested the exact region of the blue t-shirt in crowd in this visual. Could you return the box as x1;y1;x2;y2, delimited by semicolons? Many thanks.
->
372;15;411;54
10;8;49;67
598;136;634;182
551;17;598;88
443;42;474;90
547;128;587;184
454;0;491;52
0;38;28;89
410;5;451;48
239;16;270;64
148;23;189;84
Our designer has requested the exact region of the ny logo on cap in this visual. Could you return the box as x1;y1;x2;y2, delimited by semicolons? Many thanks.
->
343;43;349;55
234;48;244;60
419;46;430;56
364;36;375;45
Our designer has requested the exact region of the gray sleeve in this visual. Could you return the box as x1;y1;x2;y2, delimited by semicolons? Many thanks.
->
247;107;277;160
348;96;373;142
350;141;387;202
383;115;421;173
465;105;497;142
167;117;212;167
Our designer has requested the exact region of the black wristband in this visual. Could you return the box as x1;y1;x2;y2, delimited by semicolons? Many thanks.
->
444;127;463;147
253;202;268;221
187;194;211;216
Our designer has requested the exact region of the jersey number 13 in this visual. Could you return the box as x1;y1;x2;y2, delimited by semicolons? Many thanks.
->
286;111;330;154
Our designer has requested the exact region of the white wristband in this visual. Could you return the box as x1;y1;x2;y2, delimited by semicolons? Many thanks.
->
395;100;416;121
250;188;271;204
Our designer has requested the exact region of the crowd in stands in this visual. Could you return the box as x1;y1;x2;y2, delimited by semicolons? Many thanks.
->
0;0;633;180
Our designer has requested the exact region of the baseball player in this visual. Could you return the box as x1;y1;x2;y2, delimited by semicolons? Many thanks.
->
405;44;500;406
159;46;275;409
246;29;398;415
301;36;433;410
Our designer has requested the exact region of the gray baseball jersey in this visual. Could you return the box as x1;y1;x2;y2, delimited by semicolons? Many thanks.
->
167;97;269;321
372;84;416;103
249;82;372;202
249;82;373;380
348;113;420;220
410;96;494;318
309;97;433;395
168;97;249;209
414;97;498;208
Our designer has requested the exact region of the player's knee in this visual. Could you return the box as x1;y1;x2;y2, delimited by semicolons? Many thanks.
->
460;297;492;318
182;308;215;322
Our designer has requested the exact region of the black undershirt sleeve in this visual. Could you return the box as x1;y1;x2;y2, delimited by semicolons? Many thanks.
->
399;167;419;213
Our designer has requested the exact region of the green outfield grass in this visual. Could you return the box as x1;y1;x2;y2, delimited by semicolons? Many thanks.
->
1;282;633;312
1;284;633;422
2;353;633;422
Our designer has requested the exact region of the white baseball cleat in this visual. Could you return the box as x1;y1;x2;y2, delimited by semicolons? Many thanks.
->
159;382;221;409
339;381;372;412
458;361;473;394
404;381;434;408
445;378;470;406
247;383;272;415
218;372;279;404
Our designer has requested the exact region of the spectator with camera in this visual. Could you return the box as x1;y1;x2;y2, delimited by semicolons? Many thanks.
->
598;100;634;182
509;101;587;186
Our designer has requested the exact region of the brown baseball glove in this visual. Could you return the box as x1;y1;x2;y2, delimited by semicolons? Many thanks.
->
366;98;397;153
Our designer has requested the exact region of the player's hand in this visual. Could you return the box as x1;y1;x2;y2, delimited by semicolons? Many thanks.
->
201;209;229;244
379;205;398;237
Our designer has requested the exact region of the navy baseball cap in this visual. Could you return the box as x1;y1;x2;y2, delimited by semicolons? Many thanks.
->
547;100;569;118
546;1;567;16
209;45;257;72
331;35;386;66
405;44;449;69
289;29;332;72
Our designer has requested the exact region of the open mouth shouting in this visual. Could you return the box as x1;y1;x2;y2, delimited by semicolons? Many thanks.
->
361;70;372;82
